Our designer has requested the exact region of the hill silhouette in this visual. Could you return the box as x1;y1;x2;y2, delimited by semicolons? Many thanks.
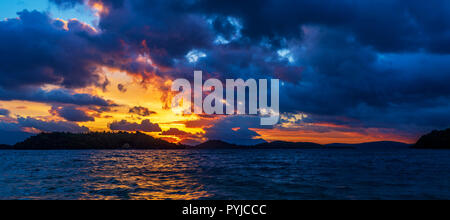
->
195;140;240;149
413;128;450;149
327;141;411;149
0;131;414;150
196;140;325;149
255;141;323;149
14;132;184;150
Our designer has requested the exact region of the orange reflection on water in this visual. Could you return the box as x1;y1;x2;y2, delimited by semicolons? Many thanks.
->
81;151;213;200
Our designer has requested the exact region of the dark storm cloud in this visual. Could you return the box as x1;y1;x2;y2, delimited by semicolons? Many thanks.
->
0;10;105;89
48;0;302;82
46;0;450;63
190;0;450;53
38;0;298;84
15;0;450;140
109;119;162;132
95;0;214;68
0;9;145;104
49;0;84;8
188;45;303;83
51;105;95;122
0;88;114;106
18;117;90;133
211;16;238;41
0;109;10;116
279;27;450;134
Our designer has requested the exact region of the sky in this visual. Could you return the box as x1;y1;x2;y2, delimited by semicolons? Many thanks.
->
0;0;450;145
0;0;96;24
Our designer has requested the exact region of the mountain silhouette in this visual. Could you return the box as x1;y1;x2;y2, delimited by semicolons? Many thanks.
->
195;140;325;149
13;132;184;150
255;141;323;149
195;140;240;149
327;141;411;149
413;128;450;149
0;131;415;150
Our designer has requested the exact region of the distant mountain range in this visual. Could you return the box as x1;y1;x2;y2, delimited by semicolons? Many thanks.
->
326;141;412;149
198;140;411;149
0;131;417;150
194;140;325;149
2;128;449;150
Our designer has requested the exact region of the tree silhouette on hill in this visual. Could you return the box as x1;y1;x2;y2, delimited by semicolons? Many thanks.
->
14;131;185;149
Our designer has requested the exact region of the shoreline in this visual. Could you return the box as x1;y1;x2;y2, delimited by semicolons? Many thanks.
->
0;146;357;150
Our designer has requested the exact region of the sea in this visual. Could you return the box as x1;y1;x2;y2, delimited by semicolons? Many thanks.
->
0;148;449;200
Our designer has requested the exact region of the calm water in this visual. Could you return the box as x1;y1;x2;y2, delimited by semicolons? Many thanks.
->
0;149;449;200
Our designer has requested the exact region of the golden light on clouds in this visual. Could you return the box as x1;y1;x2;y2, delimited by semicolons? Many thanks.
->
71;67;206;142
0;101;52;118
89;1;109;16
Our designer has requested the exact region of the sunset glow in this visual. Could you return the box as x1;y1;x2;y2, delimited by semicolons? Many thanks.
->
0;0;448;146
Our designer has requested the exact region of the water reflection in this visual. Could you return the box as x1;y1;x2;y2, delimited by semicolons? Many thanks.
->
1;149;450;200
82;151;212;200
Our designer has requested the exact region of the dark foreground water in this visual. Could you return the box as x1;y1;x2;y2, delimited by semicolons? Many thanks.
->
0;149;449;200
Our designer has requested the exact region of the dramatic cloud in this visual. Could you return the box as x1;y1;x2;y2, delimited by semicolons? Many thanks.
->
49;0;84;8
0;88;114;106
109;119;162;132
160;128;192;136
0;117;89;134
0;0;448;144
203;116;268;145
278;27;450;136
0;109;10;117
129;106;156;117
17;117;90;133
190;0;450;53
0;10;105;89
48;0;303;82
51;105;95;122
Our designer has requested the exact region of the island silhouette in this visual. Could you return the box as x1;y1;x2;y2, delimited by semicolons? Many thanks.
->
0;128;448;150
413;128;450;149
0;130;430;150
